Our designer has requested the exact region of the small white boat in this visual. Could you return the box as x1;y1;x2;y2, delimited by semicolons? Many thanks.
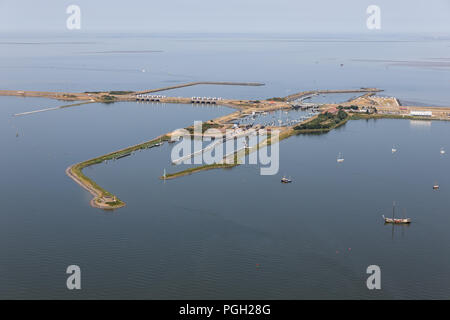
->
337;152;344;163
392;145;397;153
281;176;292;183
440;148;445;155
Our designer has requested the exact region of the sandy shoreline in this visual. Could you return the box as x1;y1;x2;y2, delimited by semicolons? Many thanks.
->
65;165;125;210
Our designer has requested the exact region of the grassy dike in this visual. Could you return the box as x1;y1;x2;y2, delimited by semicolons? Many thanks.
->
67;134;170;210
59;101;95;109
162;163;237;180
348;113;450;122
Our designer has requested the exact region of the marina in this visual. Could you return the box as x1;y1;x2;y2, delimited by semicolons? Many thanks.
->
233;109;319;128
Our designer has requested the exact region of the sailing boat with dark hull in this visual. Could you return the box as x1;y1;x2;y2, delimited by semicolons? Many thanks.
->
382;202;411;224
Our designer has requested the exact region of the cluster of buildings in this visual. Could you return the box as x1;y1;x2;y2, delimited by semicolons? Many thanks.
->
343;104;434;118
380;109;433;117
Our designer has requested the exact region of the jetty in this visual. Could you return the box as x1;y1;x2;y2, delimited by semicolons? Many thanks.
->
134;81;265;95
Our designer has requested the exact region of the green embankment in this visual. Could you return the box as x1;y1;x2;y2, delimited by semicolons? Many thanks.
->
162;163;237;180
267;97;286;102
186;122;221;134
62;94;78;99
98;95;117;103
59;101;94;109
70;135;170;208
108;91;135;95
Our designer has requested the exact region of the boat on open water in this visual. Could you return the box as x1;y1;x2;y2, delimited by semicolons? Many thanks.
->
382;202;411;224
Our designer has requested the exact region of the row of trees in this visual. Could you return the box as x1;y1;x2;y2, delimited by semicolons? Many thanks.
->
294;110;348;130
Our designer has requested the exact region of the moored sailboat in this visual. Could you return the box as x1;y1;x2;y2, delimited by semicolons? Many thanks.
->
382;202;411;224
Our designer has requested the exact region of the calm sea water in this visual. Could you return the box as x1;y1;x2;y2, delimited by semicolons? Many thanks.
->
0;33;450;299
1;32;449;105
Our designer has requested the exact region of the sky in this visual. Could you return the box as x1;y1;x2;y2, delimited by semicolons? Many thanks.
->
0;0;449;34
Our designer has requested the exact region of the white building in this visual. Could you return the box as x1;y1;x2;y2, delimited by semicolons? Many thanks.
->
410;110;432;117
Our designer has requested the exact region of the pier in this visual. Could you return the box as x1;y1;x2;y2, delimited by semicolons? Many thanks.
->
134;81;265;95
13;101;94;117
